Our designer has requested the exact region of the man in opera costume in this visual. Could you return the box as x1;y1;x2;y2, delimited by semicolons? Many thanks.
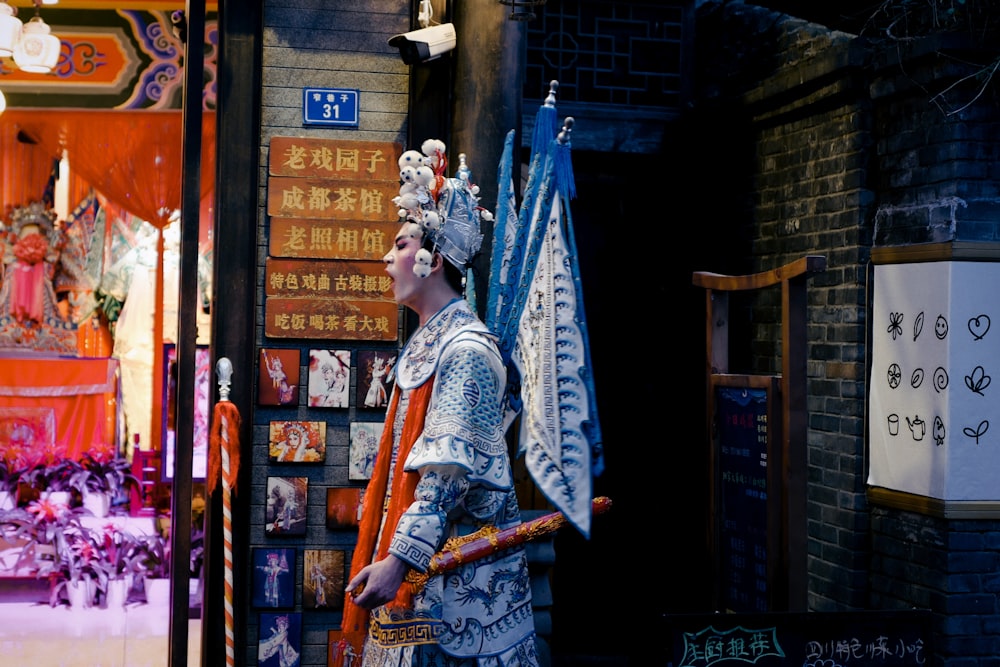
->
337;140;538;667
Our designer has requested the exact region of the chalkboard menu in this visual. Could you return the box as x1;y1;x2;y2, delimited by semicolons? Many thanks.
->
716;383;771;612
664;610;932;667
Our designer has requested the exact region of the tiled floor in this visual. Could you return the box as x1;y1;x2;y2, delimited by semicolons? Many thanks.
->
0;599;200;667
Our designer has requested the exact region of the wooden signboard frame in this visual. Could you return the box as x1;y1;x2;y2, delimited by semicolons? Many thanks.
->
693;255;826;612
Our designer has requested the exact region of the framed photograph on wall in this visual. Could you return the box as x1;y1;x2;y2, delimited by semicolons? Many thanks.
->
349;421;383;481
356;349;396;410
326;487;364;530
303;548;345;611
162;344;210;480
258;612;302;667
308;349;351;408
259;348;300;406
268;421;326;463
251;547;296;609
265;476;308;537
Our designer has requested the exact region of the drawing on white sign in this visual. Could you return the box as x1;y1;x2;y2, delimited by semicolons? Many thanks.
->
869;261;1000;500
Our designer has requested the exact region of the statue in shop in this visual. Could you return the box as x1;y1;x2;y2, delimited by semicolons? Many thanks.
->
0;201;88;355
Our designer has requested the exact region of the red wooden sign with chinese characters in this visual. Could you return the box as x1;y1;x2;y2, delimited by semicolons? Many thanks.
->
266;178;399;221
264;259;393;300
268;137;401;181
263;259;397;341
264;298;398;341
264;137;404;341
268;218;400;261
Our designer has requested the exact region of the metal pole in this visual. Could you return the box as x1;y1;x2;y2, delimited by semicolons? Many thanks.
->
171;1;206;664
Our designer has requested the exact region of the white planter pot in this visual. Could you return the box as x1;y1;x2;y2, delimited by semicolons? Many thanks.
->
82;491;110;518
41;490;71;506
66;579;94;610
143;577;170;606
105;576;130;609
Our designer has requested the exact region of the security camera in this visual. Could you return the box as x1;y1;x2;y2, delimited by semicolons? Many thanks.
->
388;23;456;65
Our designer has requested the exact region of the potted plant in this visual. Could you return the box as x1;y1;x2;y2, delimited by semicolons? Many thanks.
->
57;524;111;609
135;530;171;605
20;442;79;505
0;453;24;511
0;428;37;509
6;497;88;606
69;444;140;518
94;522;144;608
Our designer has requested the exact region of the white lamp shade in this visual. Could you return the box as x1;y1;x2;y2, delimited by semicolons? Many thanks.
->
13;15;60;74
0;3;22;58
0;88;6;116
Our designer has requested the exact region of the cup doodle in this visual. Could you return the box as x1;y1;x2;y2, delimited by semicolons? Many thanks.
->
888;414;899;436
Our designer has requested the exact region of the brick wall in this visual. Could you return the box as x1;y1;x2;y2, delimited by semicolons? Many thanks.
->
695;2;1000;664
250;2;408;665
695;0;875;612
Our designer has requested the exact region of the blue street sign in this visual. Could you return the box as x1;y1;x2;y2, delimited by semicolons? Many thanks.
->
303;88;360;127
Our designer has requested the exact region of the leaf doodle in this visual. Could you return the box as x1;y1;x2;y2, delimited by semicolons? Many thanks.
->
913;311;924;341
963;420;989;445
964;366;991;395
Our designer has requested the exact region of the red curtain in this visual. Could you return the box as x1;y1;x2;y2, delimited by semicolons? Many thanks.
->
0;109;216;229
0;122;58;221
0;109;216;454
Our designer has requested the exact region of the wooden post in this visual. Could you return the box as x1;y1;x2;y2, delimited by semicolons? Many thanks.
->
693;255;825;612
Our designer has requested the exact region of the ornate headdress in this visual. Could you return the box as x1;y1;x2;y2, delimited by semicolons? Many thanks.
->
9;201;56;237
392;139;490;277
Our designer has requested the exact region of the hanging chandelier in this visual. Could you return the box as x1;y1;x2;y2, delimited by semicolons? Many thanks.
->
0;0;21;57
12;3;60;74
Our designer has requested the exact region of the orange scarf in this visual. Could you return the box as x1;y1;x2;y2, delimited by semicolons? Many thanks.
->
338;380;435;650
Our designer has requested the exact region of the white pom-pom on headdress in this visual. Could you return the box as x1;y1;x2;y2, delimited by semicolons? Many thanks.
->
413;247;433;278
400;165;419;184
421;139;446;167
413;166;435;187
422;210;440;232
398;150;425;170
395;192;421;211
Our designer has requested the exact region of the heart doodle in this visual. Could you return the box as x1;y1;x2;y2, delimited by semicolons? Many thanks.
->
968;314;991;341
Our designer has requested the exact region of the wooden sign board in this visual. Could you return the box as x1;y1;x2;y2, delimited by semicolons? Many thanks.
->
268;137;401;181
664;611;931;667
265;259;393;300
269;218;400;261
267;177;398;221
264;298;398;341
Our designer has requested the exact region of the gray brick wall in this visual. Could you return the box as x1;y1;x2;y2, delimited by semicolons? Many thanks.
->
695;2;1000;664
697;0;875;612
249;2;408;665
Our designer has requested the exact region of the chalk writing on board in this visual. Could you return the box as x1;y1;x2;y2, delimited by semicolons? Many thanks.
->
805;637;925;665
678;625;784;666
717;386;769;612
677;625;926;667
